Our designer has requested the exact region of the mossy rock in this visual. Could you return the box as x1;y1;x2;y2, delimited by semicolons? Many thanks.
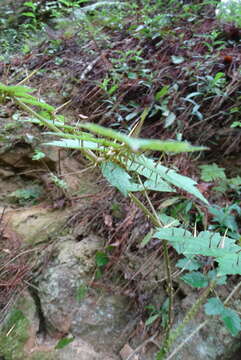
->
0;309;29;360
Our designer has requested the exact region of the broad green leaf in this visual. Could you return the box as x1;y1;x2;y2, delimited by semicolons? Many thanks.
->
101;162;143;196
125;155;208;203
95;251;109;267
221;308;241;336
154;228;239;257
217;253;241;275
209;206;238;232
204;297;224;315
176;257;202;271
55;337;75;349
181;271;208;288
158;213;180;227
143;179;174;192
154;227;241;275
207;270;227;285
199;163;226;182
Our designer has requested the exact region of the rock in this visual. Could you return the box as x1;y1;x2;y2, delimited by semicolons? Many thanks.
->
0;291;118;360
55;337;119;360
3;205;71;245
0;291;39;360
37;235;134;353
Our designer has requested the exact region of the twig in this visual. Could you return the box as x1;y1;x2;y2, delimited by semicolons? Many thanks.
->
125;332;158;360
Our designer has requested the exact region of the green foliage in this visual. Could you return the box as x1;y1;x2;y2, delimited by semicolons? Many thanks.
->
209;204;241;233
50;174;68;190
216;0;241;27
32;149;46;160
145;299;169;328
95;251;109;267
2;80;241;358
205;297;241;336
199;163;226;182
154;227;241;275
55;336;75;349
176;257;202;271
0;309;29;360
76;284;88;302
181;271;209;288
9;185;43;205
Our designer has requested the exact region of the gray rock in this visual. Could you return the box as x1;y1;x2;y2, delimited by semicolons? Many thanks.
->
38;235;134;353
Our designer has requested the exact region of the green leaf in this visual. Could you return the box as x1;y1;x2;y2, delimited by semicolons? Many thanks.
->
145;313;160;326
155;85;170;100
209;206;238;232
76;285;88;302
79;123;207;153
18;98;55;111
125;155;208;203
164;111;176;128
45;139;107;151
176;257;202;271
140;229;154;248
154;228;239;256
158;213;180;227
199;163;226;182
221;308;241;336
207;270;227;285
95;251;109;267
154;227;241;275
143;179;174;192
181;271;208;288
101;162;143;196
204;297;224;315
217;253;241;275
55;337;75;349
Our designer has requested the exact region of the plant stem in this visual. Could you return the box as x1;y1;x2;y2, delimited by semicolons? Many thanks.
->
156;279;217;360
15;98;99;164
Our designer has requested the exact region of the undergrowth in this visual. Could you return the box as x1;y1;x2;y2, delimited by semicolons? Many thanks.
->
1;1;241;359
0;81;240;359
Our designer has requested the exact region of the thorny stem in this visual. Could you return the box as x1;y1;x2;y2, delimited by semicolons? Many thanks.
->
156;279;217;360
165;280;241;360
128;193;159;227
15;98;99;164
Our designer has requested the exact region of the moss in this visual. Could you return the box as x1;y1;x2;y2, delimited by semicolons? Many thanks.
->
0;309;29;360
